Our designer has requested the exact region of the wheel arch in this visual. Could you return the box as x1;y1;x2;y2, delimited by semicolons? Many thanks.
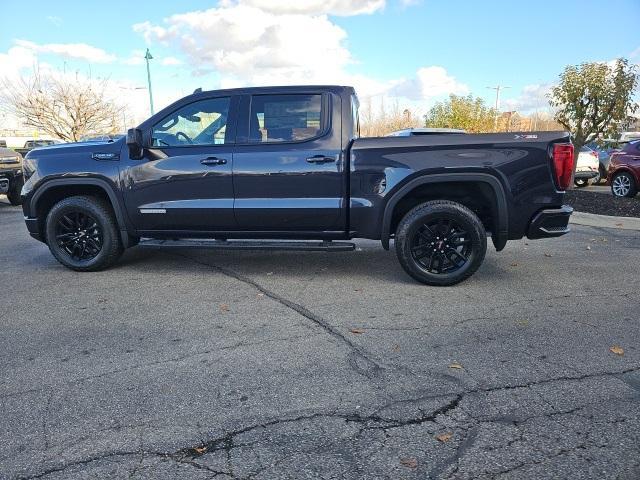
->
30;178;133;247
380;173;509;251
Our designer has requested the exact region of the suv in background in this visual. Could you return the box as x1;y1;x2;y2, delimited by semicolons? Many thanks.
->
608;140;640;197
574;146;599;187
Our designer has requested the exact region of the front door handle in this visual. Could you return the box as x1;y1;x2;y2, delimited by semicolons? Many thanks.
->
306;155;336;164
201;157;228;166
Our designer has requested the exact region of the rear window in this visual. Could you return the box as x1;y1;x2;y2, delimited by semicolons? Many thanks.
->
248;94;323;143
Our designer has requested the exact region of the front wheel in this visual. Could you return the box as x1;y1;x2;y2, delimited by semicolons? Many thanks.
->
611;172;637;198
6;178;23;206
395;200;487;286
45;195;123;271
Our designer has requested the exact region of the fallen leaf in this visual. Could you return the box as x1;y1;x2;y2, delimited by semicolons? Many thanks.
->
392;344;400;352
354;288;362;292
193;446;207;454
510;262;518;267
448;363;464;370
400;457;418;469
266;272;274;276
610;345;624;356
544;253;553;257
615;223;624;227
436;432;453;443
219;304;229;312
350;328;365;334
257;293;265;297
586;246;591;250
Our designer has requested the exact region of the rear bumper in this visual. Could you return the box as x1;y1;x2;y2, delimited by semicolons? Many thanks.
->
527;205;573;239
574;170;598;180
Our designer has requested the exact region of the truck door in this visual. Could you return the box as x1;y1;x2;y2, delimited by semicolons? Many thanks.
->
232;92;346;232
122;95;238;233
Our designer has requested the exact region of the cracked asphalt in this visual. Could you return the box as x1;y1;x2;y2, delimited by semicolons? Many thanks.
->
1;196;639;480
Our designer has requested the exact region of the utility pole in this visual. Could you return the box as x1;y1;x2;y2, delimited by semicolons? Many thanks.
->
144;49;155;115
487;85;510;131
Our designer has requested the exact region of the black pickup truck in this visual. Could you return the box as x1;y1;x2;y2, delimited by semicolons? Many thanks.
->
21;85;574;285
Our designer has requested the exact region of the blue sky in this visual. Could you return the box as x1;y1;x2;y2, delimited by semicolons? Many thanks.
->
1;0;639;120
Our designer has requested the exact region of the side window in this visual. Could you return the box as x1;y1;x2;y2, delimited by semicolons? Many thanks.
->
248;94;322;143
152;97;231;147
351;94;360;139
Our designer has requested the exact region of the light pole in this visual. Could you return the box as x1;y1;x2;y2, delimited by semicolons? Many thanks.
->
144;49;155;115
487;85;510;131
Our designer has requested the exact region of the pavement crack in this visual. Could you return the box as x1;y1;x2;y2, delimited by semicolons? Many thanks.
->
171;253;382;378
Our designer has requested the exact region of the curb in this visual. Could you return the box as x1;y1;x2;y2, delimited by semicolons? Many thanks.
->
570;211;640;231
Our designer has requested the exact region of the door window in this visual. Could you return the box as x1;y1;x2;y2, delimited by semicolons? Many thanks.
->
152;97;231;147
248;94;322;143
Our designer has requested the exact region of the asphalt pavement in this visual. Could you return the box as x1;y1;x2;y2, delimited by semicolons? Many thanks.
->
1;196;639;479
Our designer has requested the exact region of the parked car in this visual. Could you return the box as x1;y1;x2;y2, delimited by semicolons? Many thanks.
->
0;140;7;148
608;140;640;197
586;141;620;185
0;147;24;205
574;146;599;187
79;134;126;143
387;128;467;136
21;85;575;286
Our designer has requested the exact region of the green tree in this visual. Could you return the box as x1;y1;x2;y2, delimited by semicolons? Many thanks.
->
424;94;497;133
549;58;638;152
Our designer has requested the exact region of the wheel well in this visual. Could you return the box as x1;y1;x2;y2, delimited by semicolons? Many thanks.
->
35;185;116;234
388;181;498;236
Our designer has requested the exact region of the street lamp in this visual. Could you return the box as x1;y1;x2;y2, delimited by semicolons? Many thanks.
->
144;48;155;115
487;85;511;131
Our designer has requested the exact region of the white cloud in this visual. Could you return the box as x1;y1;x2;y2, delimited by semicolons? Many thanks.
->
122;50;145;66
393;66;469;101
0;46;37;78
161;56;182;66
14;40;116;63
502;84;553;113
218;0;385;16
134;5;352;86
46;16;63;27
630;46;640;59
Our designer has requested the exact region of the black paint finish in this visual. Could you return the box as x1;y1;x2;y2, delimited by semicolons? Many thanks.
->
21;85;571;250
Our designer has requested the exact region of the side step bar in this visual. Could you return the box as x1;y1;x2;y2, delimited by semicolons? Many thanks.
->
138;239;356;252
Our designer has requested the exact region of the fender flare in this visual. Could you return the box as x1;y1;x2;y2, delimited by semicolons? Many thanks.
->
30;177;133;247
380;173;509;251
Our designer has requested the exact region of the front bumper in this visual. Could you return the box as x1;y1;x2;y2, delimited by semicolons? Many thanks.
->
527;205;573;239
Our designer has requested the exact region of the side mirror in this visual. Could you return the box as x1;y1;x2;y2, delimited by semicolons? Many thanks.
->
126;128;145;160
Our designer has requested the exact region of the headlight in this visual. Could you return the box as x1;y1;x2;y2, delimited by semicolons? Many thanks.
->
0;156;20;164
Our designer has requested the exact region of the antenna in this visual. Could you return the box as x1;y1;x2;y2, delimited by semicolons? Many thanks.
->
193;87;202;94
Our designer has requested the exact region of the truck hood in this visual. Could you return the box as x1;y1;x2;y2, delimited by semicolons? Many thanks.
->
24;138;124;158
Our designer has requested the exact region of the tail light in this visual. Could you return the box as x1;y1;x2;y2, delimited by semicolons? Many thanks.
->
552;143;574;191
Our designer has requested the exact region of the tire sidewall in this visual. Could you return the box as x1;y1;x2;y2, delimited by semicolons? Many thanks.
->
46;198;117;270
611;172;637;198
396;203;487;286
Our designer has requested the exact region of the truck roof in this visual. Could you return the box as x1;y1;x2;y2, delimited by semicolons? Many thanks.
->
191;85;355;97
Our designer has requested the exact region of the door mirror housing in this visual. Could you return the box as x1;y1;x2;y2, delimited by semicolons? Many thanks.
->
126;128;145;160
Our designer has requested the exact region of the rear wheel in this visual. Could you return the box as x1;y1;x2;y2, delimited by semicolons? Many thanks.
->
611;172;637;198
395;200;487;286
45;196;123;271
574;178;589;188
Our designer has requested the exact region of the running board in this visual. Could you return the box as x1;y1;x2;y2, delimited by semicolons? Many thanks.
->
138;239;356;252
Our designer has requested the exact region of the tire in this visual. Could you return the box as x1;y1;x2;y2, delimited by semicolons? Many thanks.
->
611;172;637;198
45;195;123;271
6;184;22;206
574;178;589;188
395;200;487;286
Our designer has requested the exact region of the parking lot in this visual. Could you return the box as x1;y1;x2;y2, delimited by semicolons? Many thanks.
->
1;197;639;479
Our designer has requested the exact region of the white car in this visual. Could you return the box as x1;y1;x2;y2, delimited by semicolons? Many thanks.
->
574;146;599;187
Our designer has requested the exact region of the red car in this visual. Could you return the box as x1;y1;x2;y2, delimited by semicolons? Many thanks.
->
608;140;640;197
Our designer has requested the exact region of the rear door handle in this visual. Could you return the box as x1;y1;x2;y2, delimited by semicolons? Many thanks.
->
306;155;336;164
200;157;228;166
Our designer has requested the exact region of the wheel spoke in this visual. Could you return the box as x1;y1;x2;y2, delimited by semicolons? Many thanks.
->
55;210;103;262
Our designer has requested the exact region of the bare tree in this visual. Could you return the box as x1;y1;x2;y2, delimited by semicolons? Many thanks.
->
0;69;124;142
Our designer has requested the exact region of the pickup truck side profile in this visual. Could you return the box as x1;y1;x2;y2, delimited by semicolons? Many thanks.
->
21;85;575;285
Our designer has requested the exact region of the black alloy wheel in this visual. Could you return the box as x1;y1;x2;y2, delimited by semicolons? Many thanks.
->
410;218;471;275
46;195;123;271
395;200;487;286
54;211;103;261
